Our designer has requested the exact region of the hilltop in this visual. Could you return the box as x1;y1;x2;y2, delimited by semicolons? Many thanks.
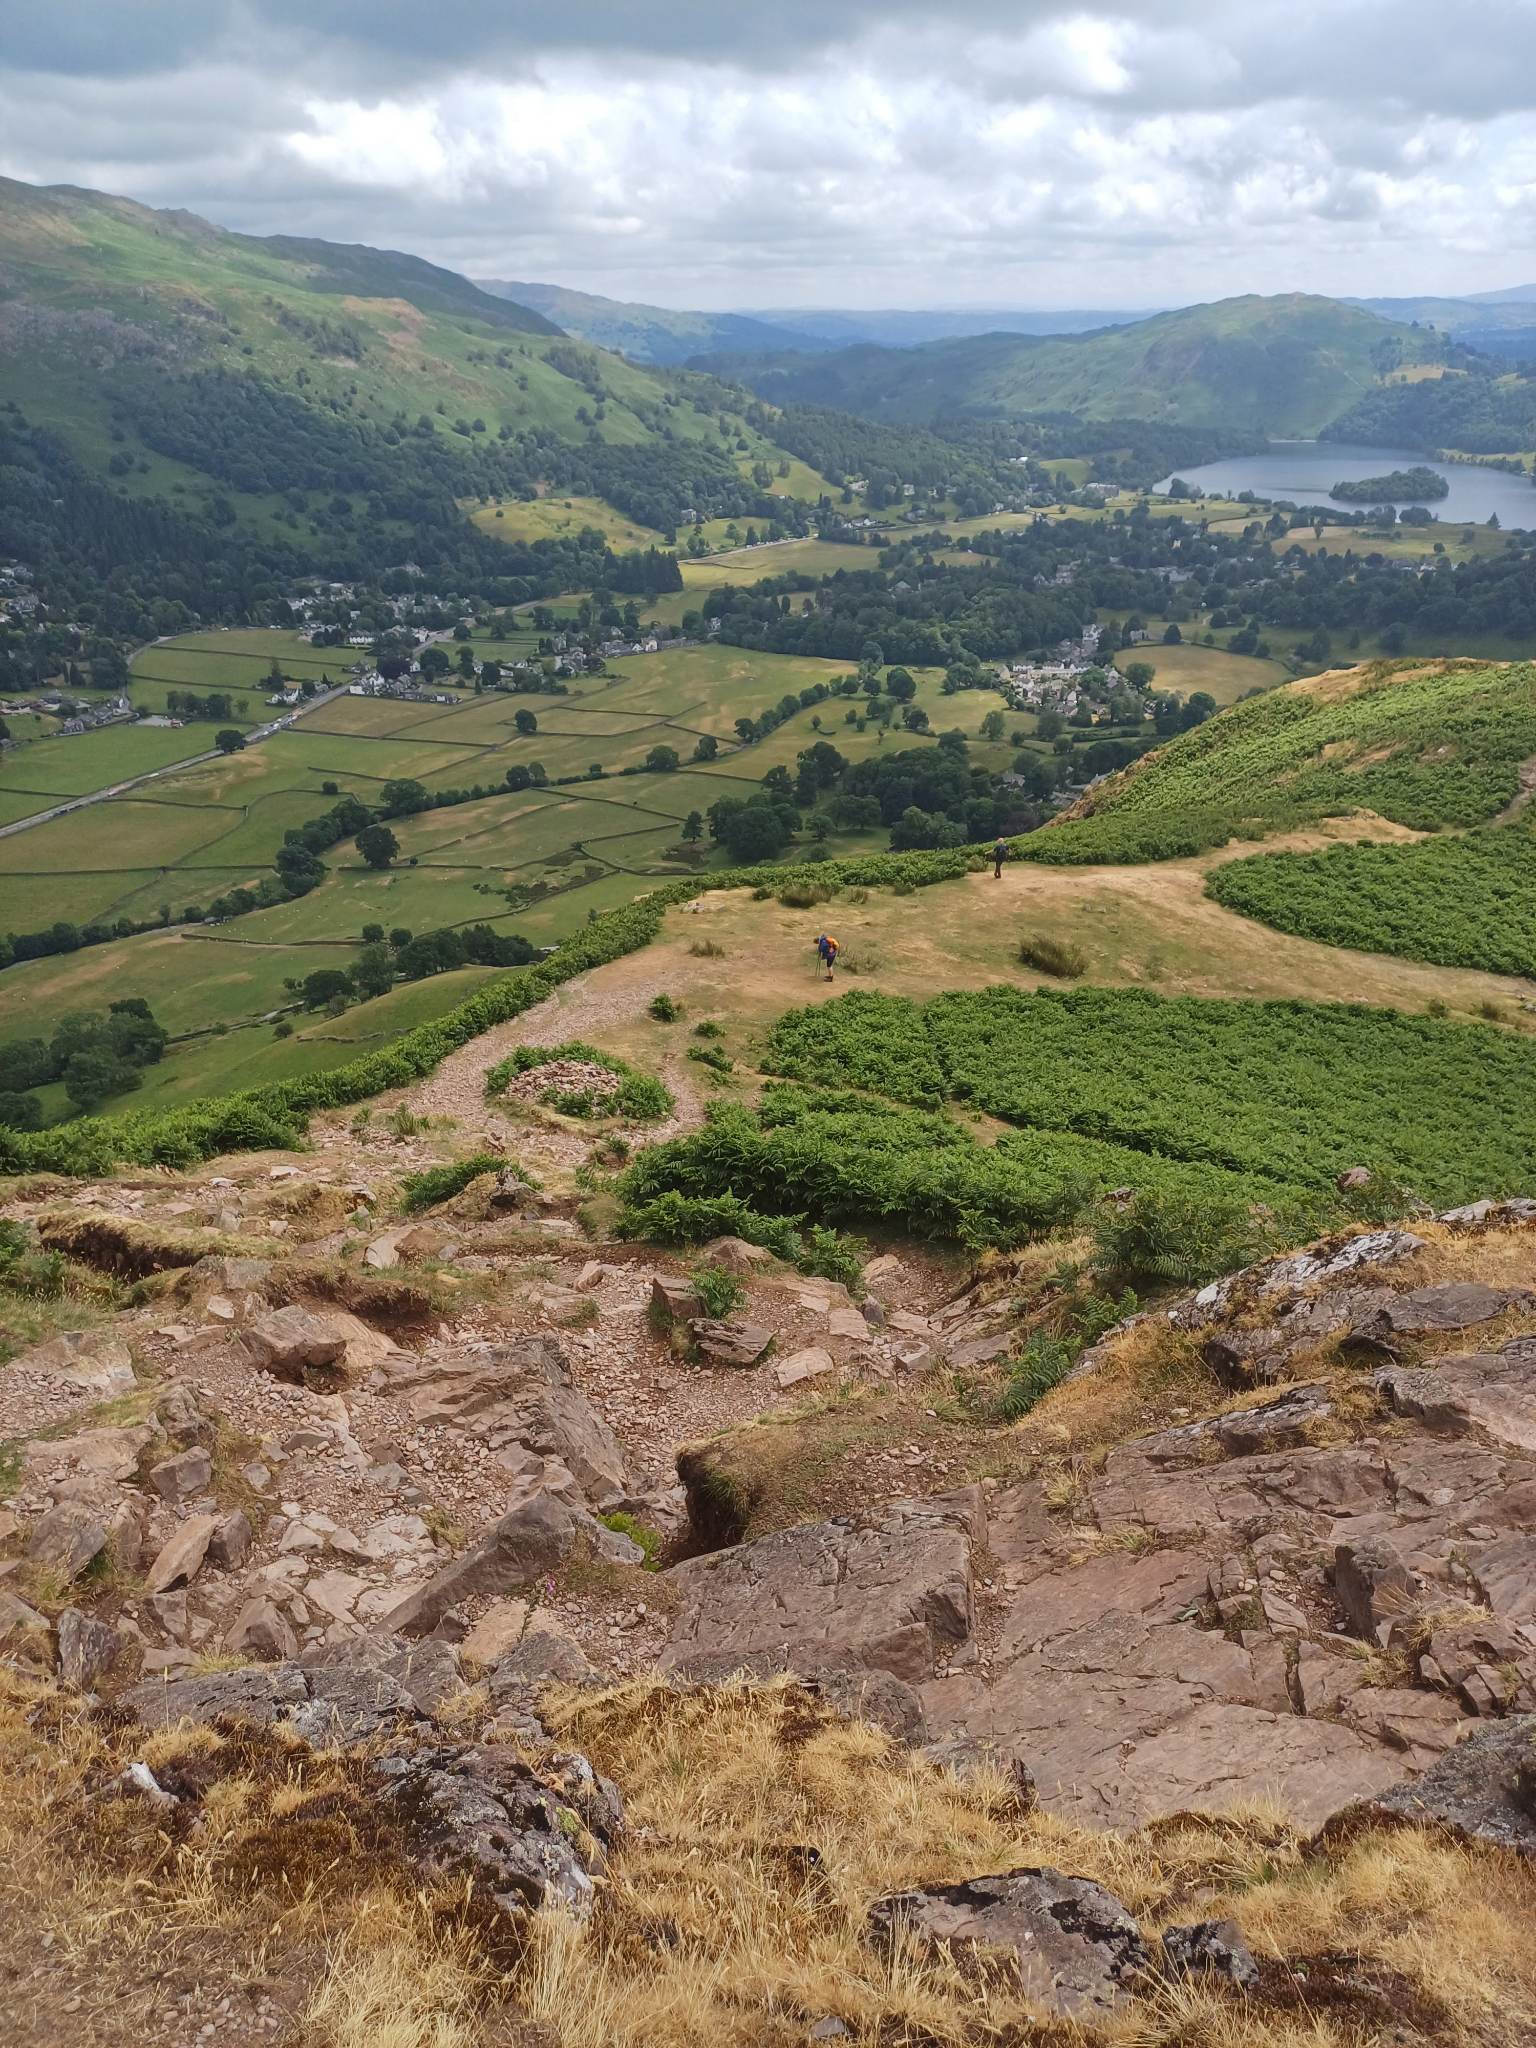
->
737;292;1464;435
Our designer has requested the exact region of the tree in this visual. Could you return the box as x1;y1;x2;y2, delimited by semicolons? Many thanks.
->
355;824;399;870
980;710;1006;742
645;745;680;773
681;810;703;843
1162;622;1182;645
64;1048;140;1112
0;1090;42;1131
692;734;719;762
301;968;353;1010
505;764;532;792
1124;661;1156;690
418;645;451;679
884;666;916;703
215;728;245;754
351;944;395;999
514;709;538;735
380;778;430;816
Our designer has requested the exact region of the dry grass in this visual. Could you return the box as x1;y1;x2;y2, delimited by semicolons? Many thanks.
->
531;1678;1536;2048
2;1669;1534;2046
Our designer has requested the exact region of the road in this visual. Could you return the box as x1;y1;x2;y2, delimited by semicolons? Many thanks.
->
0;679;355;843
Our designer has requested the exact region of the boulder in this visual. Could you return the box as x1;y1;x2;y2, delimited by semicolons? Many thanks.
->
369;1741;615;1920
649;1274;699;1323
1334;1536;1422;1643
688;1318;773;1368
207;1509;253;1570
27;1502;108;1580
813;1668;929;1745
241;1305;349;1380
1161;1919;1259;1991
11;1328;135;1397
1376;1343;1536;1455
152;1382;214;1449
386;1336;628;1506
701;1236;772;1274
489;1613;594;1693
1353;1283;1535;1347
144;1514;218;1594
0;1588;54;1670
1210;1383;1334;1456
1354;1716;1536;1855
774;1347;835;1391
56;1607;122;1689
384;1483;639;1637
224;1597;298;1663
147;1447;213;1503
662;1490;981;1684
869;1868;1149;2017
123;1663;310;1730
461;1599;529;1673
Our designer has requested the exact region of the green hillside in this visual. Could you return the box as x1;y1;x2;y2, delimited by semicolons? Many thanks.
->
1070;659;1536;835
0;177;824;571
478;280;818;365
741;293;1459;435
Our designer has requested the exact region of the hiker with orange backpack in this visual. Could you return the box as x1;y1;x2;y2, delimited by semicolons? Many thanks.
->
816;932;840;981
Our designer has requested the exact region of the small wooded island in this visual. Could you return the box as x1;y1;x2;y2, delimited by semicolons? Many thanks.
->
1330;464;1450;501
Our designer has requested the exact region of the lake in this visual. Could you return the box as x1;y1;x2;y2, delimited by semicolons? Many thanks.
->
1153;441;1536;530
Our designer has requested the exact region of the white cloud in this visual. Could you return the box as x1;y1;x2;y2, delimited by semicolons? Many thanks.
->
4;4;1536;305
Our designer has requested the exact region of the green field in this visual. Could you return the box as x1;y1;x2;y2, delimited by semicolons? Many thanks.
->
679;538;884;588
1111;639;1290;705
1;628;946;1114
469;494;664;551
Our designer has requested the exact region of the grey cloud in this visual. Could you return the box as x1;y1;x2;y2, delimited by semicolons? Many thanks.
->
4;2;1536;306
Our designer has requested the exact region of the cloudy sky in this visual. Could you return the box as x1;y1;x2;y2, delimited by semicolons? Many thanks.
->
5;1;1536;310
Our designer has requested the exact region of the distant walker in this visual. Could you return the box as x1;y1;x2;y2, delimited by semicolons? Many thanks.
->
816;932;840;981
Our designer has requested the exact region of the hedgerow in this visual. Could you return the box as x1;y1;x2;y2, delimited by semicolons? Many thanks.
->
1207;823;1536;979
484;1041;673;1122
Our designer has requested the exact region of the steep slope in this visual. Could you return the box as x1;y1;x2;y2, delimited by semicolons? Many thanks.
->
0;177;803;555
740;293;1461;434
478;278;820;363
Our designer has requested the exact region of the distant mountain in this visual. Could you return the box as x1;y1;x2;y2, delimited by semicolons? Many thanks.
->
1466;283;1536;305
732;294;1465;437
746;308;1153;346
476;281;821;364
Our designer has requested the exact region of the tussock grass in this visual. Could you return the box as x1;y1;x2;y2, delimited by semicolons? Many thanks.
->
4;1667;1535;2047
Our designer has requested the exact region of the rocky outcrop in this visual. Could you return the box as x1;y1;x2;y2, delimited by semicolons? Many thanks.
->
373;1335;628;1506
661;1490;981;1683
869;1868;1150;2017
662;1300;1536;1826
117;1649;617;1922
1352;1716;1536;1855
383;1479;640;1636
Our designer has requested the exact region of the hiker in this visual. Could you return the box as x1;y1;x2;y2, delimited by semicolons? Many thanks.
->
993;837;1009;879
816;932;840;981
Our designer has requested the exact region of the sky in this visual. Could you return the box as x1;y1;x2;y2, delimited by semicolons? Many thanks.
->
5;1;1536;310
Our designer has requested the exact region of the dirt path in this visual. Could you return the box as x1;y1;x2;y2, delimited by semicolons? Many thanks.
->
399;957;708;1162
1492;756;1536;827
